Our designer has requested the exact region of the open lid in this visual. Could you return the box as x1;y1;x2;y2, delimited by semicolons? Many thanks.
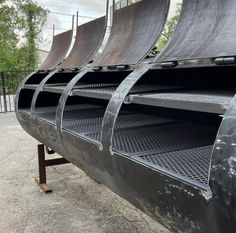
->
93;0;170;67
154;0;236;64
37;23;73;71
59;15;106;70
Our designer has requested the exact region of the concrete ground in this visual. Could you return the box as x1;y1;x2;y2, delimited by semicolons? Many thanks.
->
0;113;170;233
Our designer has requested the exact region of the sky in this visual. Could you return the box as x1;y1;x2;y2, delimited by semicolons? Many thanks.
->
36;0;182;51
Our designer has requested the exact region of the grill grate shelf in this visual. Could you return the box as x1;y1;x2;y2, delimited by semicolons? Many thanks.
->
36;104;102;123
72;85;182;100
43;83;119;94
130;91;234;114
63;113;173;136
138;145;213;189
86;122;217;155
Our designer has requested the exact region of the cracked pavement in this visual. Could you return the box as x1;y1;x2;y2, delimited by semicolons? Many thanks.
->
0;113;170;233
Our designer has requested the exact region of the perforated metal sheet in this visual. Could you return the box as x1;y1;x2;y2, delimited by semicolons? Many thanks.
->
131;92;233;114
139;145;213;189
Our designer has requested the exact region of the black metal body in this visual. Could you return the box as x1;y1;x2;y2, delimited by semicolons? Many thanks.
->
15;0;236;232
156;0;236;62
93;0;169;66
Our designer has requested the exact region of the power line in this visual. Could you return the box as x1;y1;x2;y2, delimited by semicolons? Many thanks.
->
40;2;105;13
44;27;71;31
49;11;96;19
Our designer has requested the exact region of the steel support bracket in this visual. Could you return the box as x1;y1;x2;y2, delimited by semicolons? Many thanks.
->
35;144;70;193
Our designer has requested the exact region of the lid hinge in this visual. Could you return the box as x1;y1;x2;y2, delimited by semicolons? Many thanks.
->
160;61;178;68
215;57;236;65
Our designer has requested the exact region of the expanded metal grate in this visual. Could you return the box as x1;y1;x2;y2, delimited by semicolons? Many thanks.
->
36;104;102;123
86;132;101;142
74;86;116;95
43;83;119;94
64;113;172;136
111;123;216;155
18;108;31;114
139;145;213;188
85;122;216;154
63;117;103;134
38;112;56;123
73;85;181;99
36;106;57;123
63;107;105;122
74;83;118;89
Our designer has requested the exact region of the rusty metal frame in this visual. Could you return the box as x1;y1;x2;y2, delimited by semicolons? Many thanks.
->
35;144;70;193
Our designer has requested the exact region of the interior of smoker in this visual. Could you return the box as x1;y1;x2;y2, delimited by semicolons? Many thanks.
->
62;66;235;190
19;66;236;190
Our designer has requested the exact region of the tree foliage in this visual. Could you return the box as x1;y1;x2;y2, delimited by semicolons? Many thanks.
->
157;3;181;51
0;1;21;69
17;0;48;68
0;0;47;70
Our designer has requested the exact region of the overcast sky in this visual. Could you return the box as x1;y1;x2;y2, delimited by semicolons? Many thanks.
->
37;0;182;51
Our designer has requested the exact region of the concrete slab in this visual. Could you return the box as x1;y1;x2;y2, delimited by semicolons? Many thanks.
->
0;113;170;233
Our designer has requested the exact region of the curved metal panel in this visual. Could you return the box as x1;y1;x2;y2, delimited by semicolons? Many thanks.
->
38;29;73;71
93;0;169;67
55;70;89;150
101;64;149;152
155;0;236;63
210;94;236;213
59;16;106;70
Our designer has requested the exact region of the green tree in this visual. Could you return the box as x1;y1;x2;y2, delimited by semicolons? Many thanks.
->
128;0;137;4
0;0;47;70
0;1;21;69
17;0;48;69
157;3;181;51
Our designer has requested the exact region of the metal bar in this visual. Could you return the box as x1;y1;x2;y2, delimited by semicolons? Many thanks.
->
0;74;2;113
1;72;8;113
45;158;70;167
35;144;51;192
37;144;47;185
35;144;70;193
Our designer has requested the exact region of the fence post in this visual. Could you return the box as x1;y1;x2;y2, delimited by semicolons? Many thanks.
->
1;72;8;113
